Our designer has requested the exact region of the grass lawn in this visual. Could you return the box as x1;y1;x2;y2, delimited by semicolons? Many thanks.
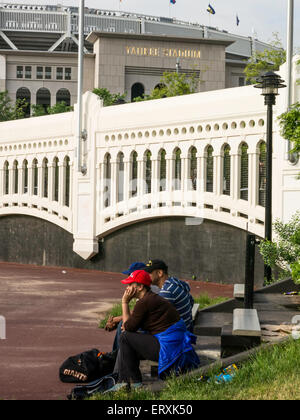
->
90;338;300;400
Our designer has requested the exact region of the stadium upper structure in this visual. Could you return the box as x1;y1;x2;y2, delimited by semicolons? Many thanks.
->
0;2;273;57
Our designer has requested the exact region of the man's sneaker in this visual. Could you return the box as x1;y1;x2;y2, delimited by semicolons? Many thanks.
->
103;382;129;394
132;382;143;390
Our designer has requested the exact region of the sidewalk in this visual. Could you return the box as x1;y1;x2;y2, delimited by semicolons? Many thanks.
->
0;262;233;400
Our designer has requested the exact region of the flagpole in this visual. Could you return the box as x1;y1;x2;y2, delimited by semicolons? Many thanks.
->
77;0;84;173
286;0;293;111
286;0;297;163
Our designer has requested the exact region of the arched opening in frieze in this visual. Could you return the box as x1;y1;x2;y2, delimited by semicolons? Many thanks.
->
130;151;138;198
222;144;231;196
13;160;18;194
64;156;70;207
42;158;48;198
4;161;9;195
104;153;111;208
239;142;249;201
173;147;182;191
188;146;197;191
258;141;266;207
117;152;124;203
159;149;166;192
144;150;152;194
23;160;28;194
32;159;38;196
53;157;59;202
205;145;214;193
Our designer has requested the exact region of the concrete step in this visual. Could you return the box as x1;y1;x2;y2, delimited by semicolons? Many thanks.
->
234;284;245;299
193;312;232;336
233;308;261;337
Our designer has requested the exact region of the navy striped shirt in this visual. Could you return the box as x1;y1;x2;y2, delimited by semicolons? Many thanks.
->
159;277;194;331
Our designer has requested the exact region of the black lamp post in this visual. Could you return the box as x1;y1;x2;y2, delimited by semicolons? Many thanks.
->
254;71;286;283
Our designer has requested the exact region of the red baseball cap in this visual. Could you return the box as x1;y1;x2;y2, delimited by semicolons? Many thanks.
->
121;270;152;287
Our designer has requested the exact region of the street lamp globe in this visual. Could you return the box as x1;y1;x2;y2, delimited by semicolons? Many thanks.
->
254;71;286;104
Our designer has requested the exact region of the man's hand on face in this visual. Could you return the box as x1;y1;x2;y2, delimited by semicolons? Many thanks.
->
122;284;136;304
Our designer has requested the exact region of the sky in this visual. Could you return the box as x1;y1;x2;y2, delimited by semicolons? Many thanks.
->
4;0;300;49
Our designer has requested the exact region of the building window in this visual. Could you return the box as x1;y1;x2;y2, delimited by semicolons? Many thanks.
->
36;88;51;112
65;67;72;80
16;66;23;79
131;83;144;102
36;66;43;79
16;87;31;118
25;66;32;79
56;88;71;107
56;67;63;80
240;143;249;201
206;146;214;193
45;67;52;80
223;144;231;196
238;77;245;87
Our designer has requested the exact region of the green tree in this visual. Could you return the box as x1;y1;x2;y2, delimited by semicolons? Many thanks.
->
0;90;27;121
47;101;73;114
278;102;300;174
244;33;286;84
31;101;73;117
92;88;126;106
259;211;300;284
134;71;199;102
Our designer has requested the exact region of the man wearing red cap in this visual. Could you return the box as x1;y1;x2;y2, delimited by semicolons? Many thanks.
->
108;270;200;392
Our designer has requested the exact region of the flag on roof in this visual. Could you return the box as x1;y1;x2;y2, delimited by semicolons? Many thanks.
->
236;14;240;26
170;0;176;4
207;4;216;15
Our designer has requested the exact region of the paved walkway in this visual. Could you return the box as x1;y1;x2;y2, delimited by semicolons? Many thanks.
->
0;262;233;400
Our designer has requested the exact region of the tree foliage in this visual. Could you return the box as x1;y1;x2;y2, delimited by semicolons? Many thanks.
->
278;102;300;155
259;212;300;284
0;90;27;121
244;34;286;84
133;71;199;102
92;88;126;106
31;101;73;117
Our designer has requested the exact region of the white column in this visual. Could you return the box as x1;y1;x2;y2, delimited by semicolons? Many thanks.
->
110;159;117;209
123;159;130;209
166;157;173;206
248;151;258;208
0;168;3;197
232;152;240;202
58;161;65;207
37;164;43;199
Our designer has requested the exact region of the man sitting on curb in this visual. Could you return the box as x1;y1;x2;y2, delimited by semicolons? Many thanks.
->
144;259;194;332
105;262;160;351
107;270;200;392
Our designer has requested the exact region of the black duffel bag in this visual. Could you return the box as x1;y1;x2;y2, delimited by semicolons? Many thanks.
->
59;348;117;383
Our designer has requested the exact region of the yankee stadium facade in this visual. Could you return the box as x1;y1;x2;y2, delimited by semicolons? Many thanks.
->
0;2;278;108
